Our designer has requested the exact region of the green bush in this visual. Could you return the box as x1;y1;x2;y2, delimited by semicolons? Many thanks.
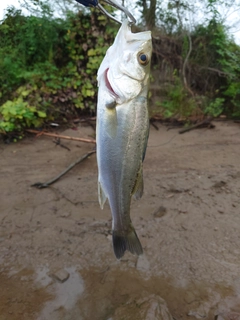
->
0;98;46;133
0;6;117;136
162;73;196;118
204;97;225;117
190;20;240;117
1;3;240;138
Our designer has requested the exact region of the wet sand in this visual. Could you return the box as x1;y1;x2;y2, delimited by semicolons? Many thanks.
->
0;121;240;319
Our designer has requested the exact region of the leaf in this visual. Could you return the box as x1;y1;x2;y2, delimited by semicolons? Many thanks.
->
87;49;96;57
21;90;30;97
37;111;47;118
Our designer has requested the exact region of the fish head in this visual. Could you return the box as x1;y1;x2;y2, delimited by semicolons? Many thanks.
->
98;20;152;104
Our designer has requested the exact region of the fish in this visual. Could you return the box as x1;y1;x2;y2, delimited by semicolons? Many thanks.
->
96;19;152;259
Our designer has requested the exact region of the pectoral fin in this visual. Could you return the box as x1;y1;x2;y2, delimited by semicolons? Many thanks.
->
98;181;107;209
132;165;144;200
105;102;117;138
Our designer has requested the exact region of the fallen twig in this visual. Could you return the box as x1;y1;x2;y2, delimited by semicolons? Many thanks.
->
179;118;214;134
26;129;96;144
73;117;96;123
31;150;96;189
53;138;71;151
150;120;159;131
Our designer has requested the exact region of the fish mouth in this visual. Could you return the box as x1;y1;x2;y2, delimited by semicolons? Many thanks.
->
105;68;119;99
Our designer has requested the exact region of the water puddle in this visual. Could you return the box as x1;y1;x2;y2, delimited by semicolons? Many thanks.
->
36;266;84;320
77;266;240;320
1;263;240;319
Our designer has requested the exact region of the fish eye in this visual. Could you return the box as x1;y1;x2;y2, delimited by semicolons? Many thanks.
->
138;53;149;66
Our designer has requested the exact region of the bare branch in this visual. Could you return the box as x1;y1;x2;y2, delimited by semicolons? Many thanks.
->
200;67;233;77
26;129;96;144
182;32;194;96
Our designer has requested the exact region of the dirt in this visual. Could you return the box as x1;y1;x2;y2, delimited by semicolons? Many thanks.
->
1;120;240;320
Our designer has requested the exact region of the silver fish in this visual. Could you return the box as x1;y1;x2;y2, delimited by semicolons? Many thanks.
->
96;19;152;259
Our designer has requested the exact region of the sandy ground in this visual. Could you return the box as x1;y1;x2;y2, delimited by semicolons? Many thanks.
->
0;120;240;320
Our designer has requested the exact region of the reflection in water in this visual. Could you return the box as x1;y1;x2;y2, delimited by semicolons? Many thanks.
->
1;263;240;320
36;266;84;320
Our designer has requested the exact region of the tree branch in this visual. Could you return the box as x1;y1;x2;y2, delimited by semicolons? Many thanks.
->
200;66;233;77
182;32;194;96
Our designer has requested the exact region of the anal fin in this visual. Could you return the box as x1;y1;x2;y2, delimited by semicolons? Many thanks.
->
132;165;144;200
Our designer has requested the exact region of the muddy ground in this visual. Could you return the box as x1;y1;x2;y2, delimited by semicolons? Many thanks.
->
0;120;240;320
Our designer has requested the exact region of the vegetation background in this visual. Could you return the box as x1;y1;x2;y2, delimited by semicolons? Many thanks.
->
0;0;240;137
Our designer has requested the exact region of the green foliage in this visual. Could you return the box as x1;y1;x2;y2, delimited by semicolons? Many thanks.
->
143;0;240;120
0;97;46;134
0;7;64;97
223;81;240;117
191;20;240;117
1;0;240;137
0;6;117;136
204;97;225;117
161;72;196;118
150;17;240;120
62;10;117;110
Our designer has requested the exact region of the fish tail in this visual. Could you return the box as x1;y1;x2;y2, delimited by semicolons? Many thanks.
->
112;224;143;260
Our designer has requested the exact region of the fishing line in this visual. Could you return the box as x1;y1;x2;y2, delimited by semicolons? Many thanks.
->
148;133;178;148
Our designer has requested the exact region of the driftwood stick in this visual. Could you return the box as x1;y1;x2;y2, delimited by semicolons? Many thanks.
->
150;120;159;131
179;118;214;134
26;129;96;144
32;150;96;189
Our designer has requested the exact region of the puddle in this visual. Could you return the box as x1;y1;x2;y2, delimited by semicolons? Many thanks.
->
35;265;52;287
37;266;84;320
1;263;240;320
76;267;240;320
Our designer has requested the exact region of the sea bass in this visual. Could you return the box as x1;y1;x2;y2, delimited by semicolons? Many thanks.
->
96;19;152;259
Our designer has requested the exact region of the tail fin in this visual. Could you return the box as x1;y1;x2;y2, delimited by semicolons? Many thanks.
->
112;225;143;260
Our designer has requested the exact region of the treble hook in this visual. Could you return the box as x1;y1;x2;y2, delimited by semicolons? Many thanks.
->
74;0;136;24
